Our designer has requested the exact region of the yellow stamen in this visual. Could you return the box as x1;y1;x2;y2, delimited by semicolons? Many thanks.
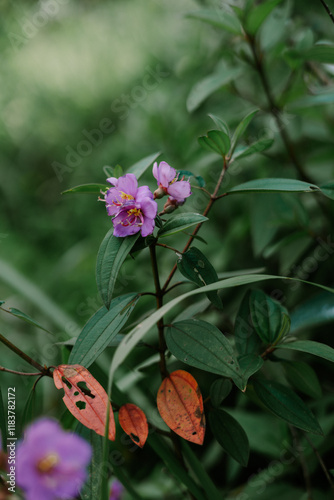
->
127;208;142;217
37;453;60;473
120;191;134;201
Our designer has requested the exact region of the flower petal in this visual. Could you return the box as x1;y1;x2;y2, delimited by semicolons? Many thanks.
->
141;217;155;237
156;161;176;188
140;198;158;219
136;185;154;203
116;173;138;197
167;181;192;201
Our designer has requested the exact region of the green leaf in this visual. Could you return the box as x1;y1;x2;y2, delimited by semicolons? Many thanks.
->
230;109;259;156
76;425;103;500
208;114;230;136
177;170;205;188
290;291;334;333
234;290;262;356
246;0;282;35
282;361;322;399
232;138;274;160
0;387;7;449
158;213;208;238
319;182;334;201
108;274;334;386
148;434;207;500
62;183;106;195
187;65;242;112
288;92;334;109
96;229;140;308
128;151;161;179
177;247;222;309
227;178;320;195
253;378;323;434
198;130;230;156
276;340;334;364
103;165;115;178
186;9;242;35
69;293;139;368
250;289;290;344
210;379;232;408
238;354;264;383
0;300;5;306
306;44;334;64
7;307;51;333
166;319;245;390
22;388;42;432
209;409;249;466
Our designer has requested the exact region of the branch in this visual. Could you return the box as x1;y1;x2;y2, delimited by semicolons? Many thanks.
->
319;0;334;24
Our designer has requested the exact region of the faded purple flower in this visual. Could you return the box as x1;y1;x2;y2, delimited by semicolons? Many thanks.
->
105;173;157;237
153;161;191;203
16;418;91;500
110;478;124;500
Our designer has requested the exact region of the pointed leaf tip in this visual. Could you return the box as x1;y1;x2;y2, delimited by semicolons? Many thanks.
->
118;404;148;448
53;364;116;440
157;370;205;445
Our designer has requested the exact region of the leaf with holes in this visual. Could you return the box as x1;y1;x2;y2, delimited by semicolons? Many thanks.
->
118;404;148;448
157;370;205;445
53;364;115;440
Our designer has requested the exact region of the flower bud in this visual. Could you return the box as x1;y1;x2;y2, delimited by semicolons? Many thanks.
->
153;186;166;199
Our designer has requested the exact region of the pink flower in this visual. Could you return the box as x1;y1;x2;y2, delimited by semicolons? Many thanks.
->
110;479;124;500
153;161;191;203
105;173;157;237
16;418;91;500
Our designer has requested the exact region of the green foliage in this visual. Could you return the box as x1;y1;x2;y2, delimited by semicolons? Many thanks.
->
157;213;208;237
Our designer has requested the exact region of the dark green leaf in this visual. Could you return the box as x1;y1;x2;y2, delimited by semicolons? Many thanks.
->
227;178;320;194
96;229;140;308
177;247;222;309
250;289;290;344
306;44;334;64
128;151;161;179
76;425;103;500
69;293;139;368
209;409;249;466
276;340;334;364
198;130;230;156
22;388;42;431
186;9;242;35
210;379;232;408
290;291;334;333
282;361;322;399
319;182;334;201
234;290;262;356
103;165;115;178
232;138;274;160
246;0;282;35
208;114;230;136
166;319;245;390
177;170;206;187
187;66;242;112
253;378;323;434
230;109;259;156
8;307;50;333
62;183;107;195
158;213;208;238
0;300;5;306
238;354;264;383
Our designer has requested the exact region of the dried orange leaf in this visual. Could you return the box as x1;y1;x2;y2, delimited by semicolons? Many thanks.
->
53;364;115;440
118;403;148;448
157;370;205;445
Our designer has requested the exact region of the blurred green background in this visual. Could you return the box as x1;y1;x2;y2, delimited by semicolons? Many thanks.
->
1;0;334;495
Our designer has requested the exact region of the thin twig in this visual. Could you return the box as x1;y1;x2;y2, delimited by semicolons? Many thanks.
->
162;157;228;292
304;433;334;491
0;332;52;376
319;0;334;24
156;242;181;253
0;366;43;376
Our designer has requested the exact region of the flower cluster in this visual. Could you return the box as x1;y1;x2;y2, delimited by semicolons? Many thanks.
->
103;162;191;237
16;418;91;500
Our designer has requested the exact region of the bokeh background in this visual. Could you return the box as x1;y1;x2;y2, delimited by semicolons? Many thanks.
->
1;0;334;496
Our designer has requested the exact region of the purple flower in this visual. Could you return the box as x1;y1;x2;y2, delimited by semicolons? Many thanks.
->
110;478;124;500
105;173;157;237
153;161;191;203
16;418;91;500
